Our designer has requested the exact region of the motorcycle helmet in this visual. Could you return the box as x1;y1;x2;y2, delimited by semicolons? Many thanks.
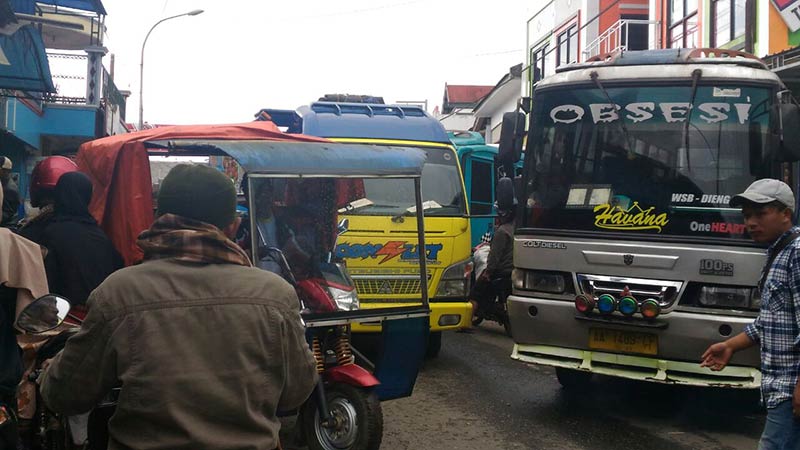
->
30;156;78;207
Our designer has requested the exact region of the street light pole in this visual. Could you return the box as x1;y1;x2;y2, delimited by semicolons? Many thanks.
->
138;9;204;130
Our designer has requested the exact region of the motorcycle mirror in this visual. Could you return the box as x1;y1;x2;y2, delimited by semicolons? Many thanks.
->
337;218;349;235
16;294;71;334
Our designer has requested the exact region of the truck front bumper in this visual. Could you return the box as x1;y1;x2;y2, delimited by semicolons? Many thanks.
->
352;301;472;333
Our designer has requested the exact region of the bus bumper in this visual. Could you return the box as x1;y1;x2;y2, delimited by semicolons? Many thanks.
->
511;344;761;389
352;301;472;333
508;294;761;389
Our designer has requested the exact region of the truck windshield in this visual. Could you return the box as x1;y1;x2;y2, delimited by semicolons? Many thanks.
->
343;147;465;217
522;84;776;240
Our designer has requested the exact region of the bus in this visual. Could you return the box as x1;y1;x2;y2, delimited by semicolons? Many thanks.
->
258;101;473;356
501;48;800;388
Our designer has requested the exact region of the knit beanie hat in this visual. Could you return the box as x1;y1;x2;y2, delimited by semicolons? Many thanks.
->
157;164;236;229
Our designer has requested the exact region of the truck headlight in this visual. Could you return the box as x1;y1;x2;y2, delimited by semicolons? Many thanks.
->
513;269;570;294
328;286;360;311
698;286;759;310
435;259;473;298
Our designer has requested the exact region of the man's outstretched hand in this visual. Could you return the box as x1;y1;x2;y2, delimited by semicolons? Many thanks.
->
701;342;733;371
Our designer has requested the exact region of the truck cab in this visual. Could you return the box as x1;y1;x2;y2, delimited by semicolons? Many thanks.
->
258;101;473;356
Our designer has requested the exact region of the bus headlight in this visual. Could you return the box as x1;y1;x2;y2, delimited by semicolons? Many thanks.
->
435;259;473;298
698;286;759;310
513;269;570;294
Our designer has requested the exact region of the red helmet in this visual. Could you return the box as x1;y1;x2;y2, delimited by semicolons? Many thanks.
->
30;156;78;207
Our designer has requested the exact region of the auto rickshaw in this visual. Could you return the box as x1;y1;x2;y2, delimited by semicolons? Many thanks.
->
74;122;432;450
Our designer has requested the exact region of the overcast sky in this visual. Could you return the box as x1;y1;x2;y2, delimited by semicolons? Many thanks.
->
100;0;536;125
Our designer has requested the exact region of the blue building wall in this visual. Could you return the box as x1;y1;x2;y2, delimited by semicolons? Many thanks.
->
2;99;100;218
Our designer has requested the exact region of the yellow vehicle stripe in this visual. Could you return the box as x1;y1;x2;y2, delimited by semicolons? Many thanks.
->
329;137;454;150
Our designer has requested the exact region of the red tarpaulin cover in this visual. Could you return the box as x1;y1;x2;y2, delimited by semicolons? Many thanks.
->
76;122;327;265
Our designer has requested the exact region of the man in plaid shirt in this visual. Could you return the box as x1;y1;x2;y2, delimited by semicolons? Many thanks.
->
702;179;800;449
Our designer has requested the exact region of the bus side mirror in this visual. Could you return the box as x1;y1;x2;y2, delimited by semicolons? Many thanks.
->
498;112;526;167
520;97;532;114
777;104;800;162
496;177;516;211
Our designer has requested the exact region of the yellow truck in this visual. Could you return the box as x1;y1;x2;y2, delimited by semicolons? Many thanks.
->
258;101;473;355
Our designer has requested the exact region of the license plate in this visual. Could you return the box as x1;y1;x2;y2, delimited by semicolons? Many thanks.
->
588;328;658;356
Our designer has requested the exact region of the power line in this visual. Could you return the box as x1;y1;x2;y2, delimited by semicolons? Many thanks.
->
286;0;425;20
473;49;524;57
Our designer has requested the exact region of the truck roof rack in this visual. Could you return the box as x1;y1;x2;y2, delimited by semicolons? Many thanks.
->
556;48;767;74
310;102;426;118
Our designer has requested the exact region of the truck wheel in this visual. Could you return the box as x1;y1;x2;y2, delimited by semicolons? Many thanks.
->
303;384;383;450
425;331;442;358
555;367;593;390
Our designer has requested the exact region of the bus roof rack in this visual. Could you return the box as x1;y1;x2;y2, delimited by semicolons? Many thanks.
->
556;48;767;74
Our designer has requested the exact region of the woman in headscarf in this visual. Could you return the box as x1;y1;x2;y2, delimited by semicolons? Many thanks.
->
39;172;123;319
0;183;49;449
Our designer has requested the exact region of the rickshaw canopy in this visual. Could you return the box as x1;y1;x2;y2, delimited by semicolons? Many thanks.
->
147;140;427;178
76;122;326;265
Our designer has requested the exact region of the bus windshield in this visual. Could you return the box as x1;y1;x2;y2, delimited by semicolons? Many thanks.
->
522;84;777;240
342;147;465;217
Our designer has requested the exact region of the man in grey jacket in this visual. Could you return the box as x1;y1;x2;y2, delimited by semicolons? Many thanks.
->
40;164;318;450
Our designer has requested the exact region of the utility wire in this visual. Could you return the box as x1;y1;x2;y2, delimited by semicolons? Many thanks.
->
285;0;425;20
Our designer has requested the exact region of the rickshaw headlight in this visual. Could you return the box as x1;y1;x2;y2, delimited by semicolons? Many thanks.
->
328;286;360;311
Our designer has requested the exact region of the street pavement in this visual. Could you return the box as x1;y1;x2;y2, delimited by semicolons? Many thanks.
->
380;322;765;450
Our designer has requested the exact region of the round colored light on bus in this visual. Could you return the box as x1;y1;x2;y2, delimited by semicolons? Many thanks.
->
575;295;596;314
597;294;617;314
640;299;661;319
619;296;638;316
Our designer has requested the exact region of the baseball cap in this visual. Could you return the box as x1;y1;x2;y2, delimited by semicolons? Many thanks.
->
730;179;796;211
1;157;11;170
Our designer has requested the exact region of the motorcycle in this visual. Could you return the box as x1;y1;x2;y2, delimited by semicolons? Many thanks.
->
16;295;115;450
262;219;383;450
471;243;512;336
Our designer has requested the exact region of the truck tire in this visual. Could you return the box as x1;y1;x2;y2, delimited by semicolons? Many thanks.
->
555;367;593;390
425;331;442;358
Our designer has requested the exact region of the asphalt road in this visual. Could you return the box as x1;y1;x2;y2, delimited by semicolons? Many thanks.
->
379;322;765;450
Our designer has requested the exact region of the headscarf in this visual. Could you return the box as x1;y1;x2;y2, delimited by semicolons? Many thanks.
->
53;172;94;221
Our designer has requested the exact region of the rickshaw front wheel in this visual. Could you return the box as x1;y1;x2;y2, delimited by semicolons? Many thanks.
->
303;383;383;450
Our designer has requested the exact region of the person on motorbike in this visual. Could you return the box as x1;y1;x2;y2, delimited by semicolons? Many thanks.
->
40;164;318;450
39;172;124;320
469;203;515;316
0;183;49;449
17;156;79;243
1;157;21;227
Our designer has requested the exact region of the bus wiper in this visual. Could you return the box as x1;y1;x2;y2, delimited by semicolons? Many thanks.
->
682;69;703;173
590;71;634;159
391;201;442;222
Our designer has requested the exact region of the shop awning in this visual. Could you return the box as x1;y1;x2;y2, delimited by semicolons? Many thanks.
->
11;0;106;15
0;24;55;92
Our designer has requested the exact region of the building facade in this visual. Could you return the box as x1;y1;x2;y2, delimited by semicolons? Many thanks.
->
524;0;653;96
649;0;798;57
1;0;128;216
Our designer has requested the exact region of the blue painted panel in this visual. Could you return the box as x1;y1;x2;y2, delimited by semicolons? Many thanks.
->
39;106;97;137
9;101;98;149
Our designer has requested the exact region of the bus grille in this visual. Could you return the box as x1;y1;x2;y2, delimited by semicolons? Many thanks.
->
354;278;422;295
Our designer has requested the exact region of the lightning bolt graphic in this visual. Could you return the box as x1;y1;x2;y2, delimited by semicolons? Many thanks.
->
375;241;407;264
